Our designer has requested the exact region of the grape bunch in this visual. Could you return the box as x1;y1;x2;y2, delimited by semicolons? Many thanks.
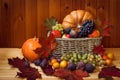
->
77;20;95;38
60;52;105;67
52;23;63;34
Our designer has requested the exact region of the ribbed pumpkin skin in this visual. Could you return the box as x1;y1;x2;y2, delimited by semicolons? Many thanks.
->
22;38;42;62
62;10;94;29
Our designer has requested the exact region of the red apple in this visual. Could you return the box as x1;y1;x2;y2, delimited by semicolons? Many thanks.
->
51;30;61;38
62;34;70;38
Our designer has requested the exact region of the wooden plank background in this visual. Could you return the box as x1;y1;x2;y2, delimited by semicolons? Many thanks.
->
0;0;120;48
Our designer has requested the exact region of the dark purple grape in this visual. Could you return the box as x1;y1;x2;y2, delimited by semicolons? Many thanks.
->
40;58;48;68
67;62;76;71
77;20;95;38
64;27;71;34
34;59;41;66
85;63;95;73
76;61;85;69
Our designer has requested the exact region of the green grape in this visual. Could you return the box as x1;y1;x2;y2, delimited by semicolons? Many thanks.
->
73;52;77;58
89;58;94;62
70;57;74;61
77;54;81;60
83;60;88;63
69;59;73;63
69;53;73;57
64;57;69;61
61;56;64;60
74;58;78;62
52;24;63;34
82;54;87;60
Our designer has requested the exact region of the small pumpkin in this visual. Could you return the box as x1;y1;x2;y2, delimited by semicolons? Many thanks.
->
22;37;42;62
62;10;94;30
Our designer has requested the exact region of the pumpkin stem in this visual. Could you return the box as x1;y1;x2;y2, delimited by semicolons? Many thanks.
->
33;36;37;41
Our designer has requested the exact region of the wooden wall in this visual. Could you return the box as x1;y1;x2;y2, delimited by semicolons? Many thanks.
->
0;0;120;48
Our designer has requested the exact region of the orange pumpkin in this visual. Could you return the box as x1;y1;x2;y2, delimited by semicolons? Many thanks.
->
22;37;42;62
62;10;94;30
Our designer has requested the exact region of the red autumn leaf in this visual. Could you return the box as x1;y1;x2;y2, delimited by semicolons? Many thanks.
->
73;69;89;77
100;20;112;37
102;20;109;27
34;33;57;59
99;66;120;79
101;26;112;37
8;57;30;68
93;45;105;55
54;69;85;80
17;67;41;80
42;65;54;76
8;57;41;80
54;69;71;79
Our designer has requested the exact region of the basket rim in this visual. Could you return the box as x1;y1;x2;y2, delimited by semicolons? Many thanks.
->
55;37;102;41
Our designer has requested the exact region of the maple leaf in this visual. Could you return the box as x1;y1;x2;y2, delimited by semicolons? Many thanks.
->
17;67;41;80
34;33;57;59
73;69;89;77
42;65;54;75
8;57;30;68
101;26;112;37
93;45;105;55
95;19;112;37
54;69;88;80
54;69;71;79
98;66;120;80
8;57;41;80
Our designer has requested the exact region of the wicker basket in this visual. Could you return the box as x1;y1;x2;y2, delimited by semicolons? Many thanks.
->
52;37;102;58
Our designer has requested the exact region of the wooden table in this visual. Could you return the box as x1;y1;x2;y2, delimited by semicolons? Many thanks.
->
0;48;120;80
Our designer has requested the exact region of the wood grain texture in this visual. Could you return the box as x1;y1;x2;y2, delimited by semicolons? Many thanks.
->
0;48;120;80
0;0;11;47
9;0;25;47
49;0;61;22
0;0;120;47
85;0;97;17
96;0;110;47
72;0;85;10
109;0;120;47
25;0;37;39
60;0;73;22
37;0;49;38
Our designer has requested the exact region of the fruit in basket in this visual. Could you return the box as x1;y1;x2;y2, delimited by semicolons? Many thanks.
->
51;30;61;38
52;23;64;34
88;30;100;38
62;34;70;38
22;37;42;62
64;27;71;34
77;20;95;38
69;29;77;38
62;10;94;30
